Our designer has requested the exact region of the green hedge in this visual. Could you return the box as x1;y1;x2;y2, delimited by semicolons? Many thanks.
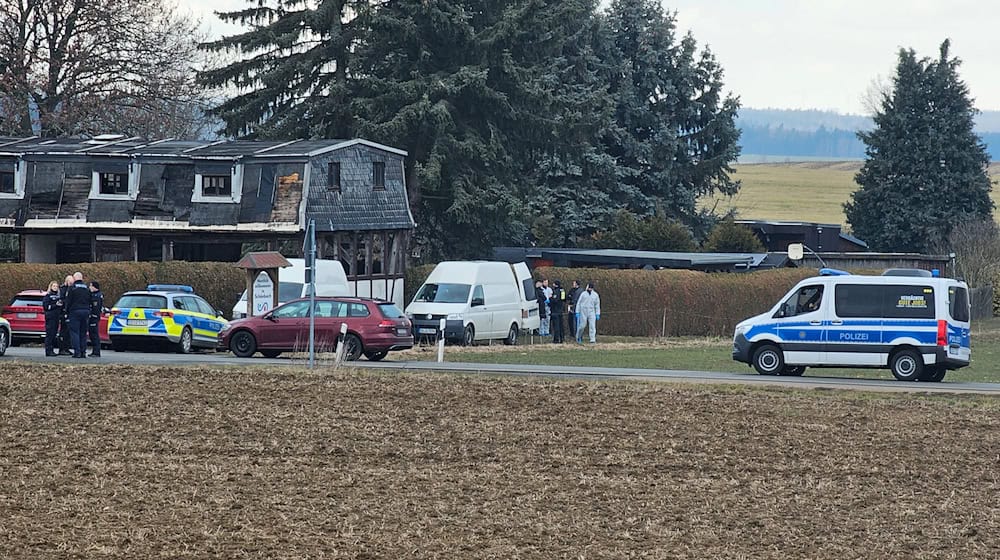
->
0;261;247;318
404;264;437;305
533;266;816;337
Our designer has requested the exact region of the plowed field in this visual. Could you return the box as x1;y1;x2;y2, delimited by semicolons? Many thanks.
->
2;362;998;559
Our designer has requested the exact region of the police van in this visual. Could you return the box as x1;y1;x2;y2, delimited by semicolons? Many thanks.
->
732;269;971;382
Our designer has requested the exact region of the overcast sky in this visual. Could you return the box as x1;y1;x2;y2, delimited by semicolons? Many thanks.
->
182;0;1000;115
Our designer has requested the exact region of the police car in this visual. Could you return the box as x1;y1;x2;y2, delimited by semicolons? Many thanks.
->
108;285;228;353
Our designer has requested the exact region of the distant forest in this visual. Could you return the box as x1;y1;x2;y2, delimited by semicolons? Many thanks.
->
738;108;1000;160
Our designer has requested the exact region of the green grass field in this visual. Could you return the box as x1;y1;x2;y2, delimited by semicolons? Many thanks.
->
427;318;1000;384
702;162;1000;226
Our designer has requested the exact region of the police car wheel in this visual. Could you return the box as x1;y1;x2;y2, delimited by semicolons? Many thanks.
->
0;328;8;356
752;345;784;375
782;365;806;376
176;327;193;354
920;366;946;382
504;324;518;346
890;349;922;381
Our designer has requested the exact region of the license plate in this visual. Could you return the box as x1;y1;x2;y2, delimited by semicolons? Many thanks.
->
418;328;436;335
396;328;409;336
127;319;149;327
17;312;37;319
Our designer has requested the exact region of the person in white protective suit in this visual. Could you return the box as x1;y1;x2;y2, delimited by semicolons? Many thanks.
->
575;282;601;344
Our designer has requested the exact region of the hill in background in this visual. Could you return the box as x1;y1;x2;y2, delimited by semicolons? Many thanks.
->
706;161;1000;228
738;108;1000;162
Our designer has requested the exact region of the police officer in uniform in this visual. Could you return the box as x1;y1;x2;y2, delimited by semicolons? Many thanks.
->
87;281;104;357
549;280;567;343
42;280;63;356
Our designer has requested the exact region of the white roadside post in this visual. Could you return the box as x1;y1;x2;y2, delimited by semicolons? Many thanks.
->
437;318;446;362
334;322;348;367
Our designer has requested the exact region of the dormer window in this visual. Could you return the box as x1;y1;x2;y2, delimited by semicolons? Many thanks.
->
328;162;341;192
0;171;13;194
99;172;128;195
89;161;137;200
193;163;242;203
202;175;232;197
373;161;385;190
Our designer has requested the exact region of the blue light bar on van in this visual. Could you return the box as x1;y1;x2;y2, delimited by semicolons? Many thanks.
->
819;268;851;276
146;284;194;293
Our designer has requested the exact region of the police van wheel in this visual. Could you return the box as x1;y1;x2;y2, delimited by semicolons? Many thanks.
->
782;365;806;376
176;327;193;354
504;324;518;346
890;349;922;381
752;345;784;375
920;366;946;382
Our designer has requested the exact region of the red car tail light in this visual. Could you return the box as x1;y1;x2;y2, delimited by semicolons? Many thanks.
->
377;320;396;330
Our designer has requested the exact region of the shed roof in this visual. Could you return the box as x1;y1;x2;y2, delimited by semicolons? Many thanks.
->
234;252;293;270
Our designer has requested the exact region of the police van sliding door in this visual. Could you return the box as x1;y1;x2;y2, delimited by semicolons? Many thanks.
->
830;284;884;366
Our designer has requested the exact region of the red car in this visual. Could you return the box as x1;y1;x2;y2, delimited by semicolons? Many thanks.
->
0;290;111;347
220;297;413;360
2;290;46;344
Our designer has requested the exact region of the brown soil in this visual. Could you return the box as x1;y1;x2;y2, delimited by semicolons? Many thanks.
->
1;362;998;559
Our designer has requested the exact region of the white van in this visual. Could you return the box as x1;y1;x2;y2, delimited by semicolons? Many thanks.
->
406;261;539;345
232;258;350;319
732;268;971;382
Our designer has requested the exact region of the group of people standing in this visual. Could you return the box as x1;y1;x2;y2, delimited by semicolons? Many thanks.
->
534;278;601;344
42;272;105;358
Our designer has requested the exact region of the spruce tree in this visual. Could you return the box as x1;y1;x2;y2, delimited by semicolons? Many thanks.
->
845;40;993;252
599;0;741;229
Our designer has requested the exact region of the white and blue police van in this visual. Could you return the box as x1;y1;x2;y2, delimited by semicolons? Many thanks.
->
732;268;971;382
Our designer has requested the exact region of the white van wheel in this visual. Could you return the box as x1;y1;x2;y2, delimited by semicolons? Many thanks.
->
890;349;922;381
752;345;784;375
504;324;518;346
462;324;475;346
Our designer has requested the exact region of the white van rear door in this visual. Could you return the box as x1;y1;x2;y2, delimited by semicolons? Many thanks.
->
512;263;540;330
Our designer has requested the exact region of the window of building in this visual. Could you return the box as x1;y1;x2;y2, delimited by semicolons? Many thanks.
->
373;161;385;190
99;172;129;195
202;175;232;197
0;171;14;193
328;162;341;191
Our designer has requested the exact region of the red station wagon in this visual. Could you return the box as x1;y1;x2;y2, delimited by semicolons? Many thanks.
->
1;290;111;347
219;297;413;360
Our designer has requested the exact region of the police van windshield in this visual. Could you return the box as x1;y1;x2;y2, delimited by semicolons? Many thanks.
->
414;283;471;304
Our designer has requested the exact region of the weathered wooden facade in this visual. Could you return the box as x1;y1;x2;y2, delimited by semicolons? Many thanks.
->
0;136;415;304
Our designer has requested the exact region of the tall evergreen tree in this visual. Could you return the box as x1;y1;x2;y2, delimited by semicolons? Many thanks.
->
199;0;372;138
845;40;993;252
599;0;741;232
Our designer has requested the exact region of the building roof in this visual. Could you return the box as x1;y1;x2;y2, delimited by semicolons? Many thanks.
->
234;252;293;270
0;136;408;159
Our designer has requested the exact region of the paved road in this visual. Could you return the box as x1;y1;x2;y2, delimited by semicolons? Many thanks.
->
5;346;1000;395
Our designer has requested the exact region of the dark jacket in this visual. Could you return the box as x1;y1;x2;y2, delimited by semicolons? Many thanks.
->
567;287;580;312
549;286;566;314
58;284;72;318
42;290;63;319
65;281;92;312
535;286;547;318
89;290;104;322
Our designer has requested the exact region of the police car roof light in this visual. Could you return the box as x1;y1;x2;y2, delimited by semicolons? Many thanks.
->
819;268;851;276
146;284;194;293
